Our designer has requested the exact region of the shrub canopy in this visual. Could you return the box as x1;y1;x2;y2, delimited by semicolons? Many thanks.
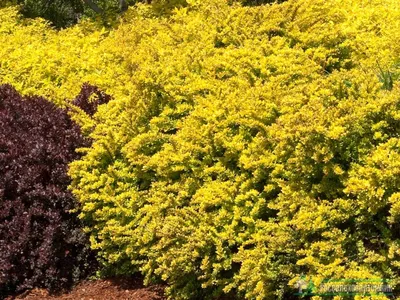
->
2;0;400;298
0;84;107;296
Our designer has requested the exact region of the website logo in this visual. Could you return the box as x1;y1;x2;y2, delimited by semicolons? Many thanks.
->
294;276;393;297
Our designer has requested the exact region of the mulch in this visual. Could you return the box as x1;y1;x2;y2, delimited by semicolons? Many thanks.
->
6;278;167;300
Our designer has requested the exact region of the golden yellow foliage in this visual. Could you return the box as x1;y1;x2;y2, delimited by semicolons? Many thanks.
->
3;0;400;298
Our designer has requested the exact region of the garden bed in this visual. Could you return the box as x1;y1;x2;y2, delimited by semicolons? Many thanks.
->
7;278;166;300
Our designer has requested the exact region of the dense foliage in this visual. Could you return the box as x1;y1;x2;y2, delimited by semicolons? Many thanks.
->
0;84;107;297
2;0;133;28
2;0;400;299
19;0;84;28
1;0;281;28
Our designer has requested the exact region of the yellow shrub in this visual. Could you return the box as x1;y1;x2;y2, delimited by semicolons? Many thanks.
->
3;0;400;299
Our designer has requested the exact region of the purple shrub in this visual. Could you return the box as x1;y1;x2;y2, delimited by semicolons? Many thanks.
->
72;83;111;117
0;84;107;297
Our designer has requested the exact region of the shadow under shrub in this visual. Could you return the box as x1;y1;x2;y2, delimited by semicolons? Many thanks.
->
0;84;106;297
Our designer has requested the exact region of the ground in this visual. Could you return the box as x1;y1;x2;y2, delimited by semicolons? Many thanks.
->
6;278;166;300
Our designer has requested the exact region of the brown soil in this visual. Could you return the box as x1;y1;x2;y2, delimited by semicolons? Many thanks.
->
6;278;167;300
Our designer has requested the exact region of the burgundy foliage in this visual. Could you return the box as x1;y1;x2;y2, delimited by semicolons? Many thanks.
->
72;83;111;117
0;84;109;297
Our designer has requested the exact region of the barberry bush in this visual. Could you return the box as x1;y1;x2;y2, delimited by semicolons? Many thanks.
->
65;0;400;299
2;0;400;299
0;84;108;297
